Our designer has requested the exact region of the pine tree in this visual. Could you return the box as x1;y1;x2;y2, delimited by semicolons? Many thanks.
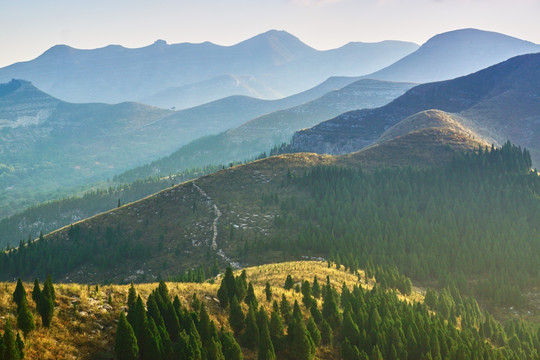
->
284;275;294;290
287;315;315;360
3;320;21;360
306;317;321;346
43;274;55;302
320;319;333;346
115;312;139;360
197;303;212;345
208;337;226;360
220;331;243;360
269;305;285;352
17;295;35;337
243;305;259;349
31;279;41;305
245;282;258;308
265;282;272;302
257;309;276;360
371;345;383;360
229;295;245;335
164;301;181;342
322;286;341;329
12;279;26;310
16;332;24;360
127;283;137;312
142;319;162;360
38;285;55;328
312;277;321;299
301;280;313;308
279;294;292;324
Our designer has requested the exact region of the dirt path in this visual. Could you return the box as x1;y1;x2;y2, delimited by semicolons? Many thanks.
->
192;183;220;250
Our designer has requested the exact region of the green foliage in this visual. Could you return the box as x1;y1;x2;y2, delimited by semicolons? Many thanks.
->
306;317;321;346
12;279;25;310
242;305;259;350
284;275;294;290
264;282;272;302
36;277;55;328
16;296;35;337
115;312;139;360
31;279;41;306
2;320;22;360
257;307;275;360
229;296;245;336
311;276;321;299
245;282;258;308
269;142;540;308
220;331;243;360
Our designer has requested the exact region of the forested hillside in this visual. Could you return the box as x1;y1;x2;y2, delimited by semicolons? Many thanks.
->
2;261;540;360
1;143;538;317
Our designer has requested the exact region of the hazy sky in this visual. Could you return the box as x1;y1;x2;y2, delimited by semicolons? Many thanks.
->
1;0;539;67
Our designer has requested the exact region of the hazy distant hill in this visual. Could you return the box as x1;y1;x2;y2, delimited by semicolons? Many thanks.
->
116;79;414;182
366;28;540;83
291;53;540;165
0;30;417;106
140;74;281;109
0;75;364;218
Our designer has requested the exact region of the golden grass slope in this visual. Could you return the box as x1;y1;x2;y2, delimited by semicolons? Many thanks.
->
0;261;423;360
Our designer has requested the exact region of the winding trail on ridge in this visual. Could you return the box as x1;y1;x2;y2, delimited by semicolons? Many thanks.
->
192;182;220;250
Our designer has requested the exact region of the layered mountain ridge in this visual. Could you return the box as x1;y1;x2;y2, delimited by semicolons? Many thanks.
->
290;53;540;165
0;30;418;107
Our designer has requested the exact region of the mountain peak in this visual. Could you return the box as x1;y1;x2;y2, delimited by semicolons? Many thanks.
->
423;28;538;48
0;79;36;97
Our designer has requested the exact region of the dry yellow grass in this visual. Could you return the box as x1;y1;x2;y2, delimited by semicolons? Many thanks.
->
0;261;423;360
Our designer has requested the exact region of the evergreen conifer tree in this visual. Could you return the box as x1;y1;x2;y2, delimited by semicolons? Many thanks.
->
312;277;321;299
12;279;26;310
115;312;139;360
284;275;294;290
257;309;275;360
245;282;258;308
220;331;244;360
31;279;41;306
229;295;245;335
265;282;272;302
38;285;54;328
243;305;259;349
3;320;21;360
17;295;35;337
306;317;321;346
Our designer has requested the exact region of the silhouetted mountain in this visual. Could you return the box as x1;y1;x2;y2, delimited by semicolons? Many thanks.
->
290;53;540;165
0;30;417;105
116;79;414;182
366;28;540;83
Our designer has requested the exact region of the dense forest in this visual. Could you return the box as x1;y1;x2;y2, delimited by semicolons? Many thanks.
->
1;142;538;311
114;267;540;360
266;142;538;308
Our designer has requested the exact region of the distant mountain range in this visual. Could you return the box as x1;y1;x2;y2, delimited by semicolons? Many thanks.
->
116;79;415;182
0;30;418;108
290;52;540;166
366;28;540;83
0;75;371;217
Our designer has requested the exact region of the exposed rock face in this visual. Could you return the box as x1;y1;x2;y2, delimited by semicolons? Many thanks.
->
0;79;59;127
290;53;540;165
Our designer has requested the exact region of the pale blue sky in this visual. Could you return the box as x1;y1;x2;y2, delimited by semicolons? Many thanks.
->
1;0;539;67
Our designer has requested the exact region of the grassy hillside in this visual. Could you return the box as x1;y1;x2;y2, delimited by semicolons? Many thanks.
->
115;79;414;183
3;260;539;360
0;261;417;359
